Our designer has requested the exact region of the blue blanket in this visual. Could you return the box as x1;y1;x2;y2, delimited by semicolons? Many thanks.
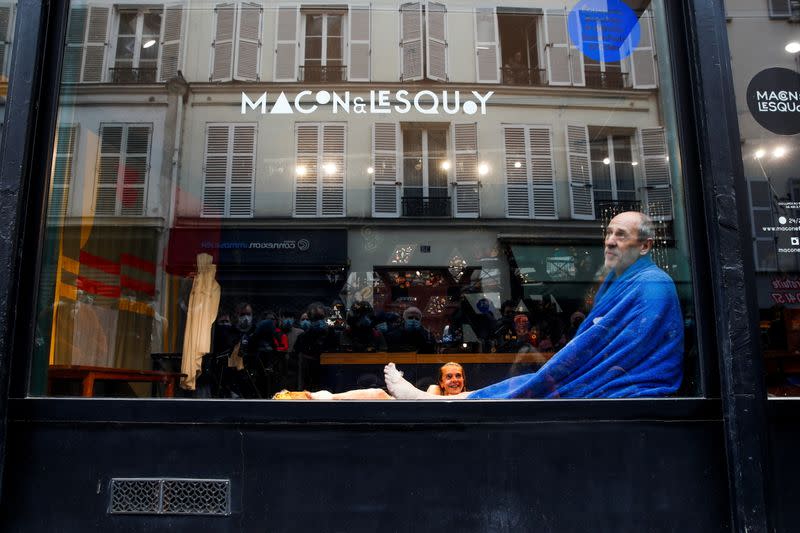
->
468;257;684;399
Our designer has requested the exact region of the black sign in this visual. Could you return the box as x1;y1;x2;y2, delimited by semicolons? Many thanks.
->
167;228;347;274
747;67;800;135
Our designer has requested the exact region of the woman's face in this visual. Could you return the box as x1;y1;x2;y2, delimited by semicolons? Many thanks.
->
439;365;465;395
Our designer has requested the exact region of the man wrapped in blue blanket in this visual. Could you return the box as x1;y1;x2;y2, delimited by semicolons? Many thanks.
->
384;211;684;399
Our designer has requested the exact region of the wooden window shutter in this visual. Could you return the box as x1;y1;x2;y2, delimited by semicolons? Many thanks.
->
425;1;447;81
202;124;231;217
372;123;400;217
49;125;79;218
158;3;185;82
96;124;150;216
544;8;571;86
274;5;299;82
0;3;14;79
639;127;673;221
630;10;657;89
321;124;346;217
530;126;557;219
566;124;594;220
211;3;235;81
400;2;423;81
82;6;110;82
504;126;530;218
229;124;256;217
120;125;151;216
295;124;320;216
235;2;262;81
474;7;500;84
96;125;122;215
348;5;371;82
64;7;88;83
452;123;479;218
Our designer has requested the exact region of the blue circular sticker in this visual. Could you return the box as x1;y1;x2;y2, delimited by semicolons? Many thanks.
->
568;0;640;63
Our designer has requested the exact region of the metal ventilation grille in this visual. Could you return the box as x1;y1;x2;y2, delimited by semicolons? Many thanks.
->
109;478;231;516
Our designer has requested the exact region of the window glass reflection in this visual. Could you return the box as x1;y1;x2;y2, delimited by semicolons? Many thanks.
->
34;0;699;400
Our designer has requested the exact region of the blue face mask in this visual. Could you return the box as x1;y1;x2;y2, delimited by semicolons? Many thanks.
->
405;318;422;331
281;319;294;330
311;319;328;331
299;319;311;331
376;322;389;333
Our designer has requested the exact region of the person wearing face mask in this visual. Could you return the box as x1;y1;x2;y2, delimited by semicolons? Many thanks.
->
385;307;435;353
292;302;336;391
336;301;387;353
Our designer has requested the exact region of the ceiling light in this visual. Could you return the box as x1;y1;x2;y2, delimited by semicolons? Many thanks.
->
367;166;374;174
631;161;639;167
478;163;490;176
602;157;611;165
514;161;522;169
441;160;451;171
143;39;157;49
786;41;800;53
774;146;787;158
324;163;337;174
754;149;766;159
295;165;307;176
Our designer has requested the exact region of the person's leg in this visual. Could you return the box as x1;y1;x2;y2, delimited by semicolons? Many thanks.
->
273;388;393;400
329;388;393;400
384;363;470;400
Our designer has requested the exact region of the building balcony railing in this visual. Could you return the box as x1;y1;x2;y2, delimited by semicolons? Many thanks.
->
299;65;347;83
501;67;546;86
108;67;158;84
596;199;643;219
585;70;629;90
402;196;452;217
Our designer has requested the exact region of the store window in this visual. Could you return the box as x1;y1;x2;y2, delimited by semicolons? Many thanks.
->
33;0;699;401
727;0;800;396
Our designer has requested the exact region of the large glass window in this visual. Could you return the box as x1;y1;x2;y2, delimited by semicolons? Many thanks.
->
727;0;800;396
34;0;699;401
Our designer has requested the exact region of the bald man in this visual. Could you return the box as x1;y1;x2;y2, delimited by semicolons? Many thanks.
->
386;212;684;399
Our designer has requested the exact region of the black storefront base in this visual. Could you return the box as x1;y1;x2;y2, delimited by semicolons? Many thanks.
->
2;398;730;532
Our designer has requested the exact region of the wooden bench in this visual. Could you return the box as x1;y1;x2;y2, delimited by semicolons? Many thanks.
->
48;365;186;398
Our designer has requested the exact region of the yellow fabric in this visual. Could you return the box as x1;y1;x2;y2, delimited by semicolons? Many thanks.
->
180;253;220;390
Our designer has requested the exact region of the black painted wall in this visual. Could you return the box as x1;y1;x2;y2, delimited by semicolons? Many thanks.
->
1;412;730;532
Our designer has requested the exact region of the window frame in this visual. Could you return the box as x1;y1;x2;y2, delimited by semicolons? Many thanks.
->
107;6;162;78
6;0;728;418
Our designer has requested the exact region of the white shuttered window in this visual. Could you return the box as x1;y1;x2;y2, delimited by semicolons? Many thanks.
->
64;6;111;83
474;8;500;84
400;1;448;82
202;123;257;218
49;125;79;218
348;5;371;81
95;124;152;216
452;123;480;218
503;125;556;219
544;8;584;87
274;5;299;82
628;10;657;89
159;3;185;82
211;2;262;82
372;123;401;217
294;123;346;217
639;127;673;221
566;124;594;220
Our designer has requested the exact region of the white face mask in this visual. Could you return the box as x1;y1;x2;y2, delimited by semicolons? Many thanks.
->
237;314;253;331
